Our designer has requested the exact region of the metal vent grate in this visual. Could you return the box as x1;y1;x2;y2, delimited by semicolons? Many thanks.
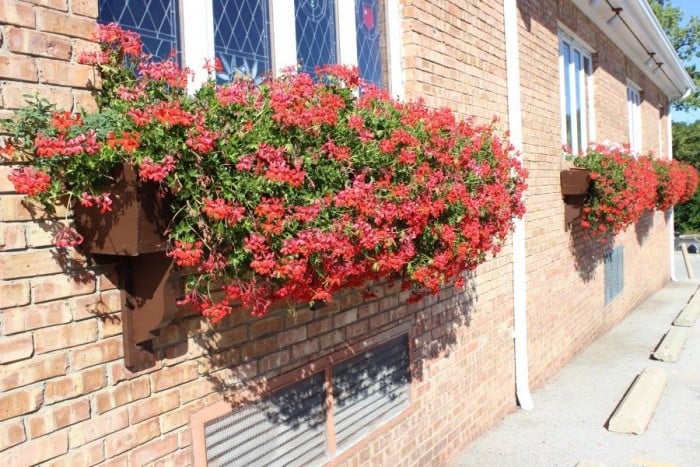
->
604;246;624;305
98;0;179;60
295;0;338;75
332;335;409;453
204;373;328;467
213;0;271;84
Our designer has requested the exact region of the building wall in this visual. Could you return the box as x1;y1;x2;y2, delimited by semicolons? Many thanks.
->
0;0;674;466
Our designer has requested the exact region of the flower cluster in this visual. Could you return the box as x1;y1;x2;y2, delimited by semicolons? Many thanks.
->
2;24;527;320
569;142;698;237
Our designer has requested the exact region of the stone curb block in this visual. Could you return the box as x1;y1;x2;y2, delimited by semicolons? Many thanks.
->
608;366;666;435
673;302;699;327
653;326;689;362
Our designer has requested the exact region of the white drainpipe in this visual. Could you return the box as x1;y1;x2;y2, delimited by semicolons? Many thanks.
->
668;110;677;281
504;0;533;410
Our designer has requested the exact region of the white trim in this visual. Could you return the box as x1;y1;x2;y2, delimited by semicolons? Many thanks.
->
269;0;297;74
559;31;593;154
386;0;404;100
504;0;533;411
337;0;358;67
178;0;213;89
626;81;642;154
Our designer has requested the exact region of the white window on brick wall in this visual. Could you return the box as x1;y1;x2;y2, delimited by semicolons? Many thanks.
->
98;0;402;95
558;31;593;155
190;332;411;466
627;82;642;155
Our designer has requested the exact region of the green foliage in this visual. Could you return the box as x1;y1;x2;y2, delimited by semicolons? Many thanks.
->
648;0;700;111
671;121;700;231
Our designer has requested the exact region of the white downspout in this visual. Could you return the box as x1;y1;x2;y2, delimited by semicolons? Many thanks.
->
668;110;677;281
504;0;533;410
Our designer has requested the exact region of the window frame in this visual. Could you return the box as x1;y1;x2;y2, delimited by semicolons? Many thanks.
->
627;81;642;155
172;0;403;96
190;323;413;467
558;30;594;155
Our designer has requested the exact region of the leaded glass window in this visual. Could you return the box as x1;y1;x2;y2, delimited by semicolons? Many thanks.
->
213;0;272;84
98;0;179;60
295;0;338;75
356;0;387;88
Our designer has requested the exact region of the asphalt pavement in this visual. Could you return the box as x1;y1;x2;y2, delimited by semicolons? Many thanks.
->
449;251;700;467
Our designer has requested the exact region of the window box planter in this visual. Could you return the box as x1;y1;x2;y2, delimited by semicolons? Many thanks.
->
74;164;180;370
561;168;591;229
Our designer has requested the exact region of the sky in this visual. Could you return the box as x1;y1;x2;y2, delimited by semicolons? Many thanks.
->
669;0;700;123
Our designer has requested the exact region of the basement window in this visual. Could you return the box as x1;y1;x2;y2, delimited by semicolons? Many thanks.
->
191;331;410;466
604;246;624;305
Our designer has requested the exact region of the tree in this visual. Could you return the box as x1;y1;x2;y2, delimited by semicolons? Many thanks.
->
671;121;700;231
648;0;700;112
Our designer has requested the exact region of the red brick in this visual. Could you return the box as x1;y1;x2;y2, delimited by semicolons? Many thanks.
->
292;338;320;360
24;220;65;248
71;0;97;17
148;448;191;467
45;440;104;467
105;418;161;458
109;360;163;385
320;330;345;349
333;308;358;327
35;8;96;39
0;333;33;364
0;223;27;251
3;431;68;465
0;419;26;451
159;403;197;434
307;316;333;337
259;349;291;374
72;291;121;320
127;390;179;424
241;335;276;360
285;307;314;327
250;315;284;338
0;166;17;193
27;0;68;10
73;89;98;112
45;367;106;404
0;83;73;111
5;26;72;60
0;53;38;81
0;250;65;280
129;433;178;466
94;377;151;414
37;58;99;88
71;337;123;370
150;361;198;392
179;379;216;404
27;398;90;438
0;353;67;391
34;320;98;353
69;406;128;446
0;387;43;421
0;0;36;27
276;326;307;347
32;272;96;302
0;280;30;309
2;301;72;334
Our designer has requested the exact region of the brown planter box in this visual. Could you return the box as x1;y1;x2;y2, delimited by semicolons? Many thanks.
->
561;168;591;196
74;164;169;255
73;163;180;370
561;168;591;229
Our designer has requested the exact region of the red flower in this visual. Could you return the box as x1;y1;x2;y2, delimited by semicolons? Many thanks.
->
7;167;51;196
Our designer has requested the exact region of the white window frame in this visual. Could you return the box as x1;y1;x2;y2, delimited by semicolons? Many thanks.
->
176;0;403;97
627;81;642;155
558;30;594;155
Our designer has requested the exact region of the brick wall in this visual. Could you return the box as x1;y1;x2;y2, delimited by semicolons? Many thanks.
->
0;0;676;466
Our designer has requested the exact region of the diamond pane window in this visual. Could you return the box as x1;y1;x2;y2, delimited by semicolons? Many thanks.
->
98;0;179;60
213;0;272;84
356;0;387;88
295;0;338;75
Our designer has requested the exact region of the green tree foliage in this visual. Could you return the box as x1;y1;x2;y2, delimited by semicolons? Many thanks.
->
671;121;700;231
648;0;700;111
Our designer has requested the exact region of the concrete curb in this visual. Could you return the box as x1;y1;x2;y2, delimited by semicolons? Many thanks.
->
673;301;699;327
608;366;667;435
653;326;690;362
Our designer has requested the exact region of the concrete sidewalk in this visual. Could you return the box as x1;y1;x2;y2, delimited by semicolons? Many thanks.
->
449;252;700;467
